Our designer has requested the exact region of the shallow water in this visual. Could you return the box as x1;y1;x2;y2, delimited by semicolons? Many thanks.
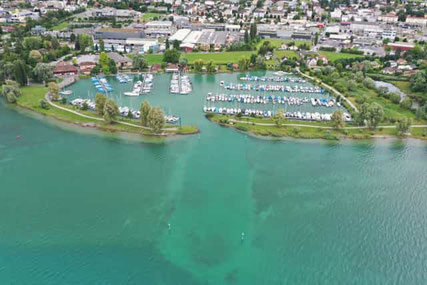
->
1;72;426;284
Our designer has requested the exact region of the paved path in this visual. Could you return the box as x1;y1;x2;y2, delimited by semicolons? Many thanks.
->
229;119;427;130
45;83;177;132
295;67;359;113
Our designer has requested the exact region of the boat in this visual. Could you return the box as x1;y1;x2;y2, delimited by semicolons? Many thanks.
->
60;90;73;95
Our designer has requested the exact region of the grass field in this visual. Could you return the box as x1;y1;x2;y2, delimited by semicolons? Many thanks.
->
390;80;427;102
52;21;69;31
319;51;364;61
140;13;165;22
146;51;256;65
257;39;312;50
274;50;299;59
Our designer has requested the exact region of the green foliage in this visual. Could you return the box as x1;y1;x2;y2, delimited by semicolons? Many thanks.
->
33;63;53;83
13;60;28;86
95;93;107;115
132;54;147;71
238;57;250;71
389;93;401;104
396;118;412;136
48;82;60;101
6;92;17;103
147;107;165;133
103;99;119;124
39;99;49;109
331;110;344;129
1;80;21;98
193;59;204;72
400;97;412;110
358;102;384;129
163;49;180;63
139;101;151;127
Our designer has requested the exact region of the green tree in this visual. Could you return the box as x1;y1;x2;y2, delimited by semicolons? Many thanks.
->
6;92;17;103
331;109;344;129
256;55;266;69
163;49;180;63
29;50;43;64
13;60;28;86
238;57;250;70
99;37;105;52
366;102;384;129
193;59;204;72
389;93;401;104
396;118;411;136
206;61;216;73
95;93;107;115
173;40;180;50
179;57;188;68
33;63;53;84
108;59;117;74
400;97;412;109
165;39;170;50
274;108;285;126
103;99;119;124
1;80;21;98
132;54;147;71
147;107;165;133
139;101;151;126
355;71;364;83
48;82;60;101
39;99;49;109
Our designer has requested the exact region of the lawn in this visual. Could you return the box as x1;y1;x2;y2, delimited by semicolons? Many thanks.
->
319;51;364;61
140;13;165;22
52;21;69;31
390;80;427;102
274;50;299;59
146;51;257;65
182;51;255;64
257;39;312;50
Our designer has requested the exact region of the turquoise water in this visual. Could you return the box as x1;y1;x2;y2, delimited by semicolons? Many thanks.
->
1;73;427;284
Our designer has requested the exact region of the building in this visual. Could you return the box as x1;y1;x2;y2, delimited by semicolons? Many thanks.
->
95;28;144;40
386;42;415;51
144;21;174;38
405;17;427;26
53;62;78;76
382;29;396;40
378;13;398;23
107;52;132;69
79;61;96;75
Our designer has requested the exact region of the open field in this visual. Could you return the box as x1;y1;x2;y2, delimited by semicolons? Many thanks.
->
319;51;364;61
140;13;165;22
52;21;69;31
257;39;312;50
274;50;299;59
146;51;257;65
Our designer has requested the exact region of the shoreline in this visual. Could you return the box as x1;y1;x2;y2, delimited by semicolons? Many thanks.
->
206;114;427;142
8;102;192;143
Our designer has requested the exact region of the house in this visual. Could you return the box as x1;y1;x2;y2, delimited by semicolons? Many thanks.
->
80;62;96;75
150;64;162;73
165;63;179;72
387;42;415;51
107;52;132;69
95;28;144;40
53;61;78;76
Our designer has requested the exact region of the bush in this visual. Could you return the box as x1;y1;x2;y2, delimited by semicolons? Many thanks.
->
39;99;49;109
400;97;412;110
389;93;401;104
236;125;249;132
205;113;214;119
355;96;367;104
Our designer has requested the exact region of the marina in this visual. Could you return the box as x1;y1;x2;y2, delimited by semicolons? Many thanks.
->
239;75;307;83
221;82;324;93
170;72;192;95
206;93;339;107
70;98;180;123
123;73;154;96
91;76;114;93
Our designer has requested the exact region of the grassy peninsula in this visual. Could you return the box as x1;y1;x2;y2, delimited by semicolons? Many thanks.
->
16;86;198;136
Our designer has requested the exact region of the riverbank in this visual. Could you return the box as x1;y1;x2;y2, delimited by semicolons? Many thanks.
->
15;85;199;137
207;114;427;141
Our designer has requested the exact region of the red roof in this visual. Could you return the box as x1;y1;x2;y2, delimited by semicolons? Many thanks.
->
53;62;78;74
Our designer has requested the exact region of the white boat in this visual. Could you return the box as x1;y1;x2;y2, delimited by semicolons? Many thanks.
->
60;90;73;95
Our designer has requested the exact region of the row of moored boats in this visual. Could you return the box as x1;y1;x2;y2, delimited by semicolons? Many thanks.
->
220;82;324;93
170;72;192;95
124;73;154;96
116;74;132;84
239;75;306;83
70;98;180;123
92;77;114;93
203;106;351;122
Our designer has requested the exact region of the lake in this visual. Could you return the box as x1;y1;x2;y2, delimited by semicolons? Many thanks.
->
0;72;426;284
